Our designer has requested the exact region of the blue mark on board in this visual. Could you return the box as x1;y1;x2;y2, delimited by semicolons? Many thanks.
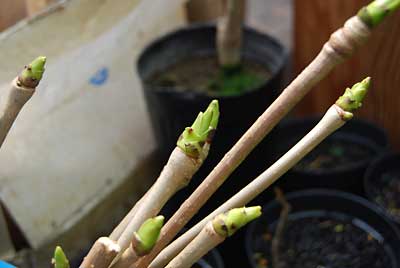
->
0;260;16;268
89;67;109;86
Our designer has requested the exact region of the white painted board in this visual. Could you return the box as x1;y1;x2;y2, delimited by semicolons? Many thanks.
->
0;0;186;248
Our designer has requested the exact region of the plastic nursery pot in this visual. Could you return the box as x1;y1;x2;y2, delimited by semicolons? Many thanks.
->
364;153;400;225
245;189;400;268
271;117;388;193
194;248;225;268
137;23;287;159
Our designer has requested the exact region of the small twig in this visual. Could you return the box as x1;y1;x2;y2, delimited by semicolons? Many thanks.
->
110;190;148;241
146;78;371;268
80;237;120;268
0;56;46;148
271;188;291;268
165;207;261;268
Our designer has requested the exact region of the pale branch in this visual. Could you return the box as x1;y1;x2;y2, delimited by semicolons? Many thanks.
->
164;207;261;268
146;79;370;268
0;56;46;147
80;237;120;268
110;189;150;240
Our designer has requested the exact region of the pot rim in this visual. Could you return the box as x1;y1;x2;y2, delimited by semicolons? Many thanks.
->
275;116;389;176
204;247;225;268
136;22;289;100
364;152;400;224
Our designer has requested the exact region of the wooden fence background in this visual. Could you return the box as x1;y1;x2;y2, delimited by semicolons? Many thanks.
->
294;0;400;149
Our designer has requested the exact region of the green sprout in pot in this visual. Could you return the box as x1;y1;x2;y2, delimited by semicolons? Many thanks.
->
208;68;265;96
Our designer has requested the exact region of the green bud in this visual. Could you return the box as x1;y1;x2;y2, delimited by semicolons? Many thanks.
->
177;100;220;158
52;246;70;268
335;77;370;118
358;0;400;28
18;56;46;88
212;206;262;237
132;216;164;256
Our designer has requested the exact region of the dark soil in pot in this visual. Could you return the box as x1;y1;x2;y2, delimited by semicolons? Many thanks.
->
150;55;269;96
245;189;400;268
271;118;388;192
365;153;400;224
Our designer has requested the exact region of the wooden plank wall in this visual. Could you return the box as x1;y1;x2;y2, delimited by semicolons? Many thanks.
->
294;0;400;148
0;0;27;31
0;0;53;31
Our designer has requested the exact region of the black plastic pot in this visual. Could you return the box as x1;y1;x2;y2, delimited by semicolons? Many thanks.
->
196;248;225;268
364;153;400;225
137;23;287;159
271;117;388;193
245;189;400;268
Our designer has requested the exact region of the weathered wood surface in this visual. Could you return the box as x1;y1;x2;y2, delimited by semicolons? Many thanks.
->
294;0;400;148
0;0;27;31
25;0;55;16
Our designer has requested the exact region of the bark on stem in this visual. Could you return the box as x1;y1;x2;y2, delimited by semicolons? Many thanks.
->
111;147;207;267
217;0;243;68
148;105;352;268
0;78;35;147
0;56;46;148
135;16;371;268
165;206;261;268
80;237;120;268
109;190;149;240
164;222;224;268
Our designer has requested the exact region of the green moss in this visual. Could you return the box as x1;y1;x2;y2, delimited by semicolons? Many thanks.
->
208;66;264;96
